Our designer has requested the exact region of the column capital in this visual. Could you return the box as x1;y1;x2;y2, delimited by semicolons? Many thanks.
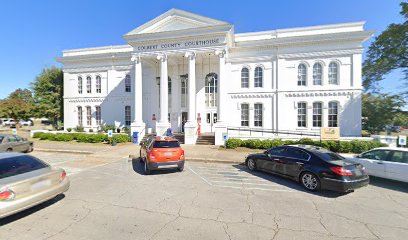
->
131;54;141;64
156;53;167;62
215;49;226;58
184;51;196;60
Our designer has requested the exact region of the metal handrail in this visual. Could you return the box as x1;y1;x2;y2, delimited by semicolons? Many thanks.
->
227;126;320;137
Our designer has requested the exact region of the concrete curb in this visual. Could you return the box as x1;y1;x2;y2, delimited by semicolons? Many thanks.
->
34;148;93;155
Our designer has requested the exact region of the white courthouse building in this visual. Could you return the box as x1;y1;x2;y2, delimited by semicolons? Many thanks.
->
58;9;373;144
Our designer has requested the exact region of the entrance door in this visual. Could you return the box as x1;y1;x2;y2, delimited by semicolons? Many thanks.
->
205;112;217;132
181;112;188;133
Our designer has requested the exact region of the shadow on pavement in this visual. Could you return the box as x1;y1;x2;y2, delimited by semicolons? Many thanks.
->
131;158;179;176
369;176;408;193
232;164;347;198
0;194;65;226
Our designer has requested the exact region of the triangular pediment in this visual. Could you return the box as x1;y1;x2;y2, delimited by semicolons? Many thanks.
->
124;8;230;36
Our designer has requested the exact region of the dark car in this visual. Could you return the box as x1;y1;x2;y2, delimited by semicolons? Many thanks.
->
245;145;369;192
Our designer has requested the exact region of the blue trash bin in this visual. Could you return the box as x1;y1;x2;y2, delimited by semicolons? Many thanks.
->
132;132;139;144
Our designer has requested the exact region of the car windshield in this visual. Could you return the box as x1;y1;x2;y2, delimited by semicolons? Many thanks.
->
0;155;48;179
314;151;345;162
153;141;180;148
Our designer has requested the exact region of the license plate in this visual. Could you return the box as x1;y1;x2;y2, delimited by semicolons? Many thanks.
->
31;180;52;191
164;152;172;157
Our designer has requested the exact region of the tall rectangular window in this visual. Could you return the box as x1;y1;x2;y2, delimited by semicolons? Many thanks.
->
125;75;131;92
254;67;263;88
312;102;322;127
77;106;82;126
254;103;263;127
95;106;101;125
96;76;101;93
241;103;249;127
181;78;187;108
86;76;91;93
328;102;338;127
297;102;307;127
86;106;92;126
125;106;131;126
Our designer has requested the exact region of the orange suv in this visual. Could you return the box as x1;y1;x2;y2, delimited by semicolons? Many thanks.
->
139;136;185;174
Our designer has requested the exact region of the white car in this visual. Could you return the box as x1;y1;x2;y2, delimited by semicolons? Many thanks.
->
19;120;33;126
3;119;16;126
348;147;408;183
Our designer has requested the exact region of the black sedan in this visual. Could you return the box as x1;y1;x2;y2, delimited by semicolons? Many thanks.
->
245;145;369;192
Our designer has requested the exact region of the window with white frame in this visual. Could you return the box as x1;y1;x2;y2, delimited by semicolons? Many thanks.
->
328;102;338;127
297;102;307;127
313;63;322;85
96;76;101;93
313;102;322;127
241;103;249;127
77;106;82;126
78;77;83;94
297;64;307;86
254;67;263;88
205;73;217;107
168;77;172;108
86;76;91;93
254;103;263;127
86;106;91;126
181;76;188;108
328;62;339;85
125;75;131;92
125;106;131;126
241;67;249;88
95;106;101;125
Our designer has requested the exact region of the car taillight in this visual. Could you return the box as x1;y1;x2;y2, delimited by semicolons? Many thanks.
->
330;167;353;176
0;188;15;201
180;149;185;160
149;152;156;159
60;170;67;182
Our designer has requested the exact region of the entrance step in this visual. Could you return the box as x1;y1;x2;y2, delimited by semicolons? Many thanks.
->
196;133;215;145
173;133;185;144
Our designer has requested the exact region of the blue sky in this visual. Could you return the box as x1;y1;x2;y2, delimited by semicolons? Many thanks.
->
0;0;405;99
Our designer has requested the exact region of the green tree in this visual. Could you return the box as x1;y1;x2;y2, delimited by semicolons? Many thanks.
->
0;88;34;121
363;2;408;93
393;111;408;126
31;67;63;126
362;93;406;133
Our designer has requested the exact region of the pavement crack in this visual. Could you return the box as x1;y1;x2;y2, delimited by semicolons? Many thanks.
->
149;216;179;240
222;223;232;240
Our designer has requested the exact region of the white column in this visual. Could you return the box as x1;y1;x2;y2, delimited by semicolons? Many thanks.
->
130;54;145;140
155;54;170;135
184;52;198;144
214;49;228;145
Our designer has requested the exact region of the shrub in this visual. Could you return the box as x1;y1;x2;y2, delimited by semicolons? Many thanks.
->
226;139;242;149
75;125;85;132
67;128;72;132
101;124;116;133
339;141;353;153
112;134;131;143
89;129;94;133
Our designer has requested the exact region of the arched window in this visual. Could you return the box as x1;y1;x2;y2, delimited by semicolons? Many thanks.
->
297;64;307;86
328;62;339;84
96;75;101;93
78;77;83;94
312;102;322;127
241;67;249;88
181;76;188;108
86;76;92;93
241;103;249;127
313;63;322;85
297;102;307;127
254;67;263;88
125;75;131;92
205;73;218;107
254;103;263;127
328;102;338;127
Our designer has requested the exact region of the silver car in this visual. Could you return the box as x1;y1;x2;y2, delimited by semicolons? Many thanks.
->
0;153;70;218
0;134;33;153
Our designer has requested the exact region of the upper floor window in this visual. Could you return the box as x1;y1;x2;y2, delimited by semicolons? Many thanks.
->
241;67;249;88
297;64;307;86
328;102;338;127
241;103;249;127
297;102;307;127
328;62;339;85
95;106;101;125
313;102;322;127
254;103;263;127
96;76;101;93
313;63;322;85
125;106;131;126
125;75;131;92
78;77;83;94
254;67;263;88
86;76;92;93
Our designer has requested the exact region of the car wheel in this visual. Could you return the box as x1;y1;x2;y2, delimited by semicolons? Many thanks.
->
25;145;33;153
144;161;151;175
247;158;256;171
178;166;184;172
300;172;320;191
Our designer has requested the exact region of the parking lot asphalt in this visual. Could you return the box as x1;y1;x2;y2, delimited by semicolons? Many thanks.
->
0;151;407;240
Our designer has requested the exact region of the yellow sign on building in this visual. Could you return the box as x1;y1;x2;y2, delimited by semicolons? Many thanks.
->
320;127;340;140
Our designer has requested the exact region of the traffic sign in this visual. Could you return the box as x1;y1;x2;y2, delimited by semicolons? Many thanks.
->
12;129;17;135
399;135;406;146
108;130;113;138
